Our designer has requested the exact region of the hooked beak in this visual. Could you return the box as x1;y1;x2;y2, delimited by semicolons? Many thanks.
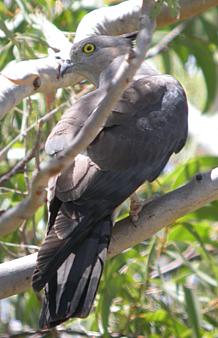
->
59;59;75;78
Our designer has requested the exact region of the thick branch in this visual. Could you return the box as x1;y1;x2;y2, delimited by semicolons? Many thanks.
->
159;0;218;26
0;168;218;299
109;168;218;256
0;6;154;236
0;59;83;119
74;0;218;40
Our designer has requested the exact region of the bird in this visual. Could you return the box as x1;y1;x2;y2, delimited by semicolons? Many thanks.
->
32;33;188;329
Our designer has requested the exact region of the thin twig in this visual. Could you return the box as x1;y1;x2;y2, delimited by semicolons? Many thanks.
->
0;102;67;160
147;21;188;59
0;148;36;186
34;123;42;172
0;187;27;195
0;240;38;251
20;97;31;140
0;243;19;259
19;221;33;255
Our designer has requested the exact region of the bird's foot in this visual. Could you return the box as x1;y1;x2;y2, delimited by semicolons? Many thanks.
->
130;193;153;224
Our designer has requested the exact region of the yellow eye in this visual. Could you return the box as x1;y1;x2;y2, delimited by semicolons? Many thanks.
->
82;43;96;54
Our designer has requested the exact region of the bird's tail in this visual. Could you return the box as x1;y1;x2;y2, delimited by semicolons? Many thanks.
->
32;217;112;329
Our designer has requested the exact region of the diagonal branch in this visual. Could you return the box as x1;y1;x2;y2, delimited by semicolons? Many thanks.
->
0;167;218;299
0;3;155;237
146;21;188;59
0;149;36;186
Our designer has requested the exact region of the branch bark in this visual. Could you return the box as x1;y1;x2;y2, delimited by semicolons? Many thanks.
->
74;0;218;41
158;0;218;26
1;167;218;299
0;3;155;236
0;0;217;117
0;59;83;119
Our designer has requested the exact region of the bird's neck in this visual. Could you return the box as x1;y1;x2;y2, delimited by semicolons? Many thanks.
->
98;58;159;89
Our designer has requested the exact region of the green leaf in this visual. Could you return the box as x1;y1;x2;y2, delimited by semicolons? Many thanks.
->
182;36;217;112
200;17;218;46
162;156;218;189
144;236;157;287
143;309;168;322
161;50;172;74
183;286;201;338
168;222;210;243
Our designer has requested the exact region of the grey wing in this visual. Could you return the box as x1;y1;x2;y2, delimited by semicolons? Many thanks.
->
87;73;188;178
47;73;188;225
49;73;188;229
47;154;100;238
45;89;104;156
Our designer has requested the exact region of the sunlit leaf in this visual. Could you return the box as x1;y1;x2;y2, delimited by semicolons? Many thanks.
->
183;286;201;338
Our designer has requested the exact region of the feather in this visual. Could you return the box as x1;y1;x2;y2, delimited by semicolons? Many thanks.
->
36;217;112;329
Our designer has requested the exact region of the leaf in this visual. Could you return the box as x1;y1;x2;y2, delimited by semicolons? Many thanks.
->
182;36;217;112
167;0;181;17
143;309;168;322
168;222;210;243
183;286;201;338
188;203;218;222
173;43;189;64
0;20;14;40
161;156;218;189
183;223;210;256
200;17;218;46
169;245;218;287
161;50;172;74
144;236;157;287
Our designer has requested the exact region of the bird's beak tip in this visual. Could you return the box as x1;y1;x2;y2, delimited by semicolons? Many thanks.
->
59;60;74;78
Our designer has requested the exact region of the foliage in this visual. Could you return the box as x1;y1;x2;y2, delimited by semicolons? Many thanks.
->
0;0;218;337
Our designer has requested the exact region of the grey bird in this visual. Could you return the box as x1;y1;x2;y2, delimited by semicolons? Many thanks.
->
32;33;188;328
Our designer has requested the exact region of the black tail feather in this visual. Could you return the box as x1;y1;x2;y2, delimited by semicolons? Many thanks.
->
37;217;112;329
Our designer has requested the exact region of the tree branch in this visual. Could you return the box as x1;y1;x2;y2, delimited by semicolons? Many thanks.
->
146;21;188;59
0;59;83;119
0;3;155;236
1;167;218;299
74;0;218;40
158;0;218;27
109;168;218;256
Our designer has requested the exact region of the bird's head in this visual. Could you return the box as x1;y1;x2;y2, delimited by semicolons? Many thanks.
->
60;33;137;86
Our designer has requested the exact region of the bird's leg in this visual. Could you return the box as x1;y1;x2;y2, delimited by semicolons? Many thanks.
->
130;192;153;223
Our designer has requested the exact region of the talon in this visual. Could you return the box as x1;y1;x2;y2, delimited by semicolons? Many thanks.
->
130;192;153;223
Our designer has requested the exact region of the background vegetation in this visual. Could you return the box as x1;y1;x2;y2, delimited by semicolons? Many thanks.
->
0;0;218;337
